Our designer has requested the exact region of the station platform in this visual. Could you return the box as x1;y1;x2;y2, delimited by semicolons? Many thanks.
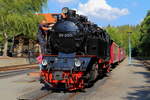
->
0;57;30;67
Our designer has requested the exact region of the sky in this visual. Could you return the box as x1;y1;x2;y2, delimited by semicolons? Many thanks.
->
42;0;150;26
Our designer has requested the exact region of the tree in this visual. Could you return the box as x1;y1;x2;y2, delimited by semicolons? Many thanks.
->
139;10;150;56
105;25;141;55
0;0;47;56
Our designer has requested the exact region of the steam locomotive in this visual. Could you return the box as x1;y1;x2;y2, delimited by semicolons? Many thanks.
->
39;7;125;91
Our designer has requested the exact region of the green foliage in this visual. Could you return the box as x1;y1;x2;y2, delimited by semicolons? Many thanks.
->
138;10;150;56
105;25;140;54
0;0;47;56
0;0;47;39
0;33;2;43
146;10;150;17
105;10;150;57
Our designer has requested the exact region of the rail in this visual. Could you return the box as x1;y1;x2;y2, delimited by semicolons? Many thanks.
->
0;69;37;79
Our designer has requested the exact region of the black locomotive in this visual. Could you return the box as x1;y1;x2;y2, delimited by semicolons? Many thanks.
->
48;7;111;60
38;7;123;91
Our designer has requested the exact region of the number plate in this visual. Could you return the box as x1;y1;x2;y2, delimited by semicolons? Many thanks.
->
59;34;73;37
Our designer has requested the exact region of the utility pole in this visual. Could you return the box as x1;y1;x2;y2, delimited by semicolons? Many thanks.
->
128;32;132;65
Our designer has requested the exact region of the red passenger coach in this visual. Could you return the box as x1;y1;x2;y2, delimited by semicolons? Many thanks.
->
119;48;126;61
110;42;126;65
110;42;120;64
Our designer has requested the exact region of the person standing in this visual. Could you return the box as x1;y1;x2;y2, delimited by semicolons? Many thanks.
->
37;20;51;54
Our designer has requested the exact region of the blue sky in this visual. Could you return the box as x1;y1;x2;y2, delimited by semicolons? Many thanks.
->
42;0;150;26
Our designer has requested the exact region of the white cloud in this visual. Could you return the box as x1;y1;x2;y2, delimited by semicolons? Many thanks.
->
77;0;129;21
57;0;74;3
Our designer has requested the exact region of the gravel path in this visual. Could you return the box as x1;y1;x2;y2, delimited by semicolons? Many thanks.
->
0;58;150;100
0;73;41;100
72;58;150;100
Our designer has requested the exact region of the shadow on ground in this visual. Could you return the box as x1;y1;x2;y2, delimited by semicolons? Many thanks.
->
125;63;150;100
134;57;150;71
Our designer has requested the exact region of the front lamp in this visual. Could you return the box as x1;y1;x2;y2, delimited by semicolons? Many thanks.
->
42;59;48;66
74;58;81;67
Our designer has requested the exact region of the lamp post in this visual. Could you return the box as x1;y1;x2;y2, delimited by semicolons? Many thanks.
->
128;32;132;65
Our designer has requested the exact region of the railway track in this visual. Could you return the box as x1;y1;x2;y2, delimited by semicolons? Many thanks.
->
0;64;38;78
0;69;37;79
18;88;52;100
18;89;80;100
17;74;109;100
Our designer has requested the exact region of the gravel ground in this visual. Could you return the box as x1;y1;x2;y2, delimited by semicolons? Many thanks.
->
0;58;150;100
71;58;150;100
0;73;41;100
143;60;150;71
41;58;150;100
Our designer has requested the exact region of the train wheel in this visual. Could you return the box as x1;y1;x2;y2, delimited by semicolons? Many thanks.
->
107;64;112;72
86;64;98;87
90;64;98;81
97;63;104;77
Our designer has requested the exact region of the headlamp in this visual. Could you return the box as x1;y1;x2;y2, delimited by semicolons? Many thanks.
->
62;7;69;14
42;59;48;66
74;58;81;67
55;58;58;62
